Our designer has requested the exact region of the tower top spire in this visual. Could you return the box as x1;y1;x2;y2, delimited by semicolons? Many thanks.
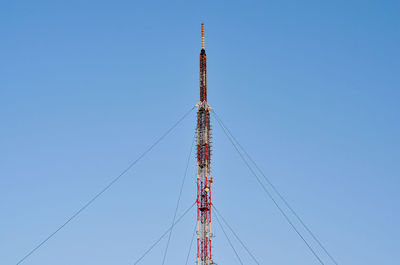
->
201;24;205;50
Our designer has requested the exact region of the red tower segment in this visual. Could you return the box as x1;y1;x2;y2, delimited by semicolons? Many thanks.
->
196;24;213;265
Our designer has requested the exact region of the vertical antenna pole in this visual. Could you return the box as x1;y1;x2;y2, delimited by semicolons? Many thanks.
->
201;24;205;50
196;23;213;265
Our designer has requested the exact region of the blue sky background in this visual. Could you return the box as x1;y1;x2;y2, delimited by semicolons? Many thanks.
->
1;0;399;264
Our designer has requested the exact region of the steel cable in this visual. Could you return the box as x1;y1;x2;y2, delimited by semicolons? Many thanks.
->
214;210;244;265
15;106;195;265
212;205;260;265
185;221;197;265
133;202;196;265
212;110;338;265
161;131;196;265
212;111;325;265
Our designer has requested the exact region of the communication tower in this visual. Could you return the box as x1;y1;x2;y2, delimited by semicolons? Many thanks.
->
196;24;213;265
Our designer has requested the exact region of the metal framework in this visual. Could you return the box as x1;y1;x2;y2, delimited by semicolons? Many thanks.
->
196;24;213;265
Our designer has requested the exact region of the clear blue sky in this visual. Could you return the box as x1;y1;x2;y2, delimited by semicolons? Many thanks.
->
1;0;399;264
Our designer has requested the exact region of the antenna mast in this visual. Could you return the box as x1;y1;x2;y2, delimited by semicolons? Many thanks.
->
196;23;213;265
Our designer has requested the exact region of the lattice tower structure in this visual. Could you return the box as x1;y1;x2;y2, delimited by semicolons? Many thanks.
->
196;23;213;265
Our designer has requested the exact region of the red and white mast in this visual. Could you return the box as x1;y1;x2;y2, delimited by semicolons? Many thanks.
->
196;24;213;265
